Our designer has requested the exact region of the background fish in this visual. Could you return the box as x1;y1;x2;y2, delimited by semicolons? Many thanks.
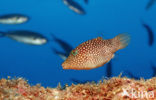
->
52;34;73;60
106;61;112;77
142;22;154;46
0;14;29;24
52;48;68;60
146;0;156;10
151;62;156;77
0;30;48;45
63;0;86;14
123;70;140;80
84;0;89;4
62;33;130;70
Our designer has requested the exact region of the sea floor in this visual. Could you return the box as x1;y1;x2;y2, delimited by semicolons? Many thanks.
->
0;76;156;100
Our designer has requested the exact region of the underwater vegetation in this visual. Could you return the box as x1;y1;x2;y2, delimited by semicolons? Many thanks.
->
0;77;156;100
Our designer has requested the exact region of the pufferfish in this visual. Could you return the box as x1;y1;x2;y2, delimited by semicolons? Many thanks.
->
62;33;130;70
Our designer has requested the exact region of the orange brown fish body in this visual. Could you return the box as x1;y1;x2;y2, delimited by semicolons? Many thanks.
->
62;33;130;70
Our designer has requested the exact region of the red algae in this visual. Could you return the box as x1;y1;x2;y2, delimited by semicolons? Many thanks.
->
0;77;156;100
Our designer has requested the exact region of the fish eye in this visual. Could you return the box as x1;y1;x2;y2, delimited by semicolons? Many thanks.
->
71;50;78;56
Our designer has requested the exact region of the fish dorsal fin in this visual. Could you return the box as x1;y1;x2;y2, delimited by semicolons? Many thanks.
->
95;37;103;40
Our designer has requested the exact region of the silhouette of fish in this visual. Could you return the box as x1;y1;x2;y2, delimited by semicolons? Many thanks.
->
142;22;154;46
84;0;89;4
146;0;156;10
106;61;112;77
62;33;130;70
124;70;140;80
70;78;94;84
52;34;73;54
52;48;68;60
0;30;48;45
151;62;156;77
63;0;86;14
0;14;29;24
52;34;73;60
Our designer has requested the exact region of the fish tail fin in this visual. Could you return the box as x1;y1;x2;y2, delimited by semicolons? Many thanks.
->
0;31;5;37
114;33;130;50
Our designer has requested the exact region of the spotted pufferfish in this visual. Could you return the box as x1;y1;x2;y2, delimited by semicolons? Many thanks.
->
62;33;130;70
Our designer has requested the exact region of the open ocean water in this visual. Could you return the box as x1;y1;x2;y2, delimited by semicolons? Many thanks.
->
0;0;156;87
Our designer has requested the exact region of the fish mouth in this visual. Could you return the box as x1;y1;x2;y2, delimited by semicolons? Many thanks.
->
41;39;47;44
62;61;79;70
62;62;70;69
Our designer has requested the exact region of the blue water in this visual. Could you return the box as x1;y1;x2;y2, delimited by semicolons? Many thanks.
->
0;0;156;87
